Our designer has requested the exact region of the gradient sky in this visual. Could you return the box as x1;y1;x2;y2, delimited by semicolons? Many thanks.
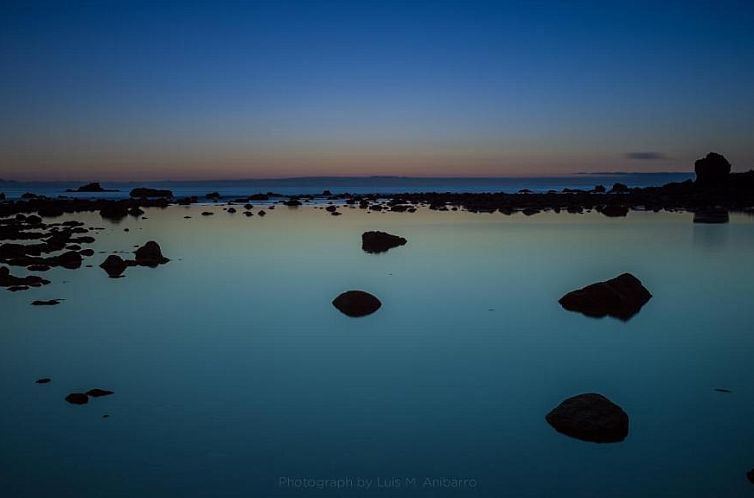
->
2;0;754;180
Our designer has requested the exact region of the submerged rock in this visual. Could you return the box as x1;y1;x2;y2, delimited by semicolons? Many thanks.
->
695;152;731;185
546;393;629;443
559;273;652;320
86;388;114;398
332;290;382;317
65;393;89;405
134;241;169;267
361;231;407;254
100;255;128;278
31;299;62;306
747;469;754;485
35;378;51;384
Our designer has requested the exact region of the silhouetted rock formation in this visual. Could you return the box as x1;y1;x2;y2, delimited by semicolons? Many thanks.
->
559;273;651;320
65;393;89;405
332;290;382;317
693;208;729;224
66;182;118;193
130;187;173;198
546;393;629;443
134;241;169;267
100;255;128;278
206;192;221;200
361;231;407;254
0;266;50;289
695;152;731;185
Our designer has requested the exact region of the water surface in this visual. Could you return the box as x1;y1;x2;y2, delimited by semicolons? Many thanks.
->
1;206;753;497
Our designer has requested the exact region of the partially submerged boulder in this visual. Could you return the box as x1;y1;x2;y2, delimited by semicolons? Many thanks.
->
332;290;382;317
695;152;731;186
66;182;118;193
559;273;651;320
100;255;128;278
546;393;629;443
134;241;169;267
361;231;407;254
65;393;89;405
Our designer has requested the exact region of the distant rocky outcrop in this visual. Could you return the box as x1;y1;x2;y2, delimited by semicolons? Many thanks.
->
332;290;382;317
559;273;651;320
66;183;118;193
130;187;173;198
361;231;407;254
695;152;731;185
65;393;89;405
546;393;629;443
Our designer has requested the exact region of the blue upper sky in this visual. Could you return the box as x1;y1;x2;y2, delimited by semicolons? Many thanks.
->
1;0;753;180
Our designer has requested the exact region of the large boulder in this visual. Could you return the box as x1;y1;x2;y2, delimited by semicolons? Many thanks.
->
361;231;407;254
559;273;651;320
546;393;629;443
134;241;169;267
100;255;128;277
695;152;731;185
332;290;382;317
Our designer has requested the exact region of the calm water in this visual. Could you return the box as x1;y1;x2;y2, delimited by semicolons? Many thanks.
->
0;173;692;199
2;206;753;497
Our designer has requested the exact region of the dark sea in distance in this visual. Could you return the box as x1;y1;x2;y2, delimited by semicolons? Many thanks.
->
0;173;692;199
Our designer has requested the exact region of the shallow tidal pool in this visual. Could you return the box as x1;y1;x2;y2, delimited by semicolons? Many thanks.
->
2;205;754;497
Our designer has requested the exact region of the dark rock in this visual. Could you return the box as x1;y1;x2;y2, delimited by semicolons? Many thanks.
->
27;264;51;272
206;192;221;200
35;378;51;384
325;205;338;213
130;188;173;198
227;207;237;213
714;388;732;393
128;207;145;217
546;393;629;443
332;290;382;317
593;185;606;193
600;205;629;217
65;393;89;405
609;183;629;193
258;210;266;216
0;266;50;288
695;152;731;185
100;255;128;277
66;182;118;193
79;248;94;257
248;193;269;201
57;251;83;269
31;299;62;306
693;208;729;224
361;231;407;254
134;241;169;267
284;198;302;207
559;273;652;320
86;388;114;398
201;211;214;216
100;204;129;220
747;469;754;484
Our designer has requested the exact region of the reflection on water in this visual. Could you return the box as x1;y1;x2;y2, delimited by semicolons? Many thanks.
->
2;206;754;497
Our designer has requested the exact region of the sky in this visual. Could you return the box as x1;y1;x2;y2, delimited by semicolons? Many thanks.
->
1;0;754;181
